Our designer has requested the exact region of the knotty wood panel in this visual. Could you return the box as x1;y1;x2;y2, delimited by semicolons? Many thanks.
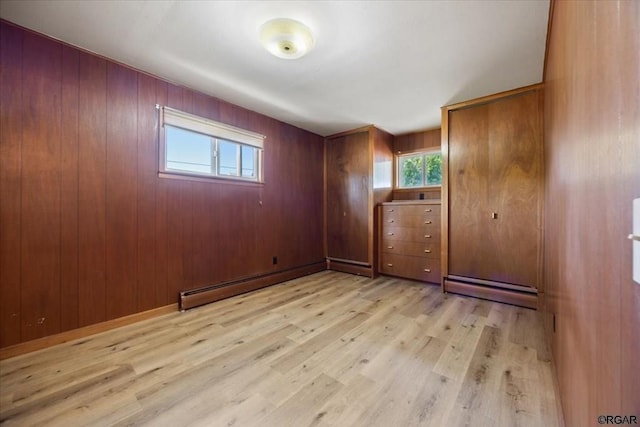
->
0;23;23;347
0;21;325;349
543;1;640;424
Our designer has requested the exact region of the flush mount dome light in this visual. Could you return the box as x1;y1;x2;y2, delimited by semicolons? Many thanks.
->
260;18;314;59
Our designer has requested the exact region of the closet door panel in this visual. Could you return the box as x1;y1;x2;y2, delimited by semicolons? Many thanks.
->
488;92;542;288
326;132;370;263
448;105;494;280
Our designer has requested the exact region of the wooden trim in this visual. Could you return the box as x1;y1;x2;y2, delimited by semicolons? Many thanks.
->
158;172;265;187
440;106;449;291
394;146;441;155
542;0;556;82
0;304;178;360
536;89;546;295
444;279;538;309
180;262;326;310
367;128;375;275
327;259;374;278
325;125;373;139
381;200;442;206
442;83;544;112
323;137;328;259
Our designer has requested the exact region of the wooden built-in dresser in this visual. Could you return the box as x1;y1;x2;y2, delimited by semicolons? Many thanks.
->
378;201;441;283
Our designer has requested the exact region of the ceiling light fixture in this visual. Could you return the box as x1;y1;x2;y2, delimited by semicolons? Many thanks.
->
260;18;314;59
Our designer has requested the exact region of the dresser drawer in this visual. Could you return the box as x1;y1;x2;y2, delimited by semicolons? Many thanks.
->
380;240;440;259
381;214;440;228
379;254;441;283
381;204;440;217
381;226;440;243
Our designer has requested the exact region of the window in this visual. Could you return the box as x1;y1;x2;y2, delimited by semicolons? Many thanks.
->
159;106;265;183
396;149;442;188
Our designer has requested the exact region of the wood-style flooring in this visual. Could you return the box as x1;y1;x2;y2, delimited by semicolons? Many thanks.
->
0;271;563;426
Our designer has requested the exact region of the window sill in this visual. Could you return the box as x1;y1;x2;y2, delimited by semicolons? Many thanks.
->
393;186;441;192
158;171;265;187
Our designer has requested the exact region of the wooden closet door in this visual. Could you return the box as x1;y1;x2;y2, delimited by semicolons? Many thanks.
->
326;132;370;264
448;105;495;280
487;91;542;288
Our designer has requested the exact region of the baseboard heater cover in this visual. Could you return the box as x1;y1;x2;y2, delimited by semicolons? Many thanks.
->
326;258;374;278
444;277;538;309
179;262;326;311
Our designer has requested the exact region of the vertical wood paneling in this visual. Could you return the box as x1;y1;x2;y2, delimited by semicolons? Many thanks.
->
105;63;138;319
136;74;157;311
165;84;191;302
77;52;107;327
60;45;80;332
0;24;23;347
154;80;169;306
0;21;326;349
190;93;220;287
20;33;62;341
544;1;640;424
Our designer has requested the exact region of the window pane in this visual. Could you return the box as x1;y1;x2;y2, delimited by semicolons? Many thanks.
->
165;126;212;173
218;140;239;176
425;153;442;185
399;154;424;187
241;145;255;178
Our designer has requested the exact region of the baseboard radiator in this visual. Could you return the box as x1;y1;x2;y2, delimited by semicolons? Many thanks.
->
179;262;326;311
444;276;538;309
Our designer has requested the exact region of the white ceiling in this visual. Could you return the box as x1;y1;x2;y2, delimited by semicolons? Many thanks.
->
0;0;550;137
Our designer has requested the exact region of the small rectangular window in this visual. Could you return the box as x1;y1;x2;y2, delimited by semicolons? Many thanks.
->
159;106;265;183
396;150;442;188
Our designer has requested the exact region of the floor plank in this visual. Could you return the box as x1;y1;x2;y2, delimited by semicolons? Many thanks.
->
0;271;563;426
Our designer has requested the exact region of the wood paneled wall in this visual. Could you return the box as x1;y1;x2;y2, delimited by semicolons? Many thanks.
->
543;1;640;424
392;128;441;200
0;22;325;349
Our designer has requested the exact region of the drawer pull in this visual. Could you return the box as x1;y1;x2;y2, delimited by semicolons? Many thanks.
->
387;232;394;236
424;268;431;273
387;246;394;249
387;220;394;223
424;249;431;253
424;234;432;238
386;209;394;212
425;209;432;212
387;263;393;267
424;220;432;224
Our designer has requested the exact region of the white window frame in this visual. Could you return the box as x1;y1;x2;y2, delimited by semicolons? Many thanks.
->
158;105;265;183
395;148;442;189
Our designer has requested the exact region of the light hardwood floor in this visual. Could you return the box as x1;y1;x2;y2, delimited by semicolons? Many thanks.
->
0;271;563;426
